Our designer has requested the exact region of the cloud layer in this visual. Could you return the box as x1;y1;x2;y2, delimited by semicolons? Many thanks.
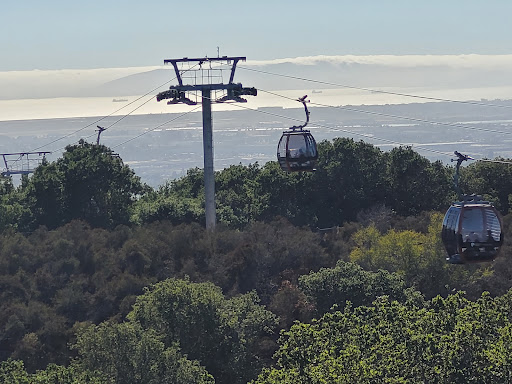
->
2;55;512;101
246;54;512;69
0;66;164;100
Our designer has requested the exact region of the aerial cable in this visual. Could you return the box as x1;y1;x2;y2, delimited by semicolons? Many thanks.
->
102;93;157;129
214;93;456;159
112;105;202;148
211;88;512;163
49;95;160;154
97;88;442;162
111;87;454;165
50;105;202;155
30;84;169;152
109;58;232;149
75;88;512;166
108;89;255;149
237;65;512;110
214;91;455;158
477;159;512;164
455;156;512;166
259;89;512;137
29;61;510;156
51;131;104;154
255;89;512;162
271;100;512;163
48;89;512;171
30;63;202;153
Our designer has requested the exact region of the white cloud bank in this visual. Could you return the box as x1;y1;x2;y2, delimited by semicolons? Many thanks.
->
0;66;166;100
0;66;162;86
1;55;512;101
246;54;512;69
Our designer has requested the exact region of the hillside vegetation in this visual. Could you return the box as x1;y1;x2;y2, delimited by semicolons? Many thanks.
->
1;138;512;383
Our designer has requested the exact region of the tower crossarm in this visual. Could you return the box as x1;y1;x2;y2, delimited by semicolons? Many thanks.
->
1;151;51;177
163;56;247;87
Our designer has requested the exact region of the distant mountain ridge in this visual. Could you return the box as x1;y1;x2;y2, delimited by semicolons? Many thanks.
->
97;69;175;97
94;61;512;98
2;55;512;100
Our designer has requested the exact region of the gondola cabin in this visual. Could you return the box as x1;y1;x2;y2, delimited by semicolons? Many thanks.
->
277;130;318;172
442;195;503;264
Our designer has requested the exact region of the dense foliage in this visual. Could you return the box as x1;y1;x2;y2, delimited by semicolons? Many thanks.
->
1;138;512;382
253;291;512;383
133;140;458;229
1;140;145;231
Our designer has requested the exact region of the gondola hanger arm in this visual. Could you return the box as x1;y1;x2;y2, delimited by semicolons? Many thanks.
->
289;95;310;131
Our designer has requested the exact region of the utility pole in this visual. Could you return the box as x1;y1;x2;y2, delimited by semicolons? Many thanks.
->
156;56;257;230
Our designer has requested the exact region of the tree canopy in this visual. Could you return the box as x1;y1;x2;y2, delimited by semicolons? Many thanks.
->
1;137;512;382
14;140;146;231
253;291;512;384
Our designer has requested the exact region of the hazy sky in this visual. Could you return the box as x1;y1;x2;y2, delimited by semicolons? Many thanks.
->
2;0;511;71
2;0;512;121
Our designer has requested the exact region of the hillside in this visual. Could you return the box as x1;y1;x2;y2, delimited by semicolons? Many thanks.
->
1;139;512;383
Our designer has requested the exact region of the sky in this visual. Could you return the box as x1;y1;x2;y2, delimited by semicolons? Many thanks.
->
2;0;512;71
1;1;512;121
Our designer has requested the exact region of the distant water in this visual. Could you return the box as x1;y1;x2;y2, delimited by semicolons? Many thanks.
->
1;88;512;187
2;85;512;121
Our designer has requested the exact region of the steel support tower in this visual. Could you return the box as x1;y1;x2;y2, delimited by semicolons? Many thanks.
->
156;56;257;230
1;152;51;177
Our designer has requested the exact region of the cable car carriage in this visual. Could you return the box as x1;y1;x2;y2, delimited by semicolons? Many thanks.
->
442;152;503;264
277;95;318;172
442;195;503;264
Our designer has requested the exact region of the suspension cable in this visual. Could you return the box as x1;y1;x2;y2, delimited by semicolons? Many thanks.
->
30;63;202;152
237;65;512;110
